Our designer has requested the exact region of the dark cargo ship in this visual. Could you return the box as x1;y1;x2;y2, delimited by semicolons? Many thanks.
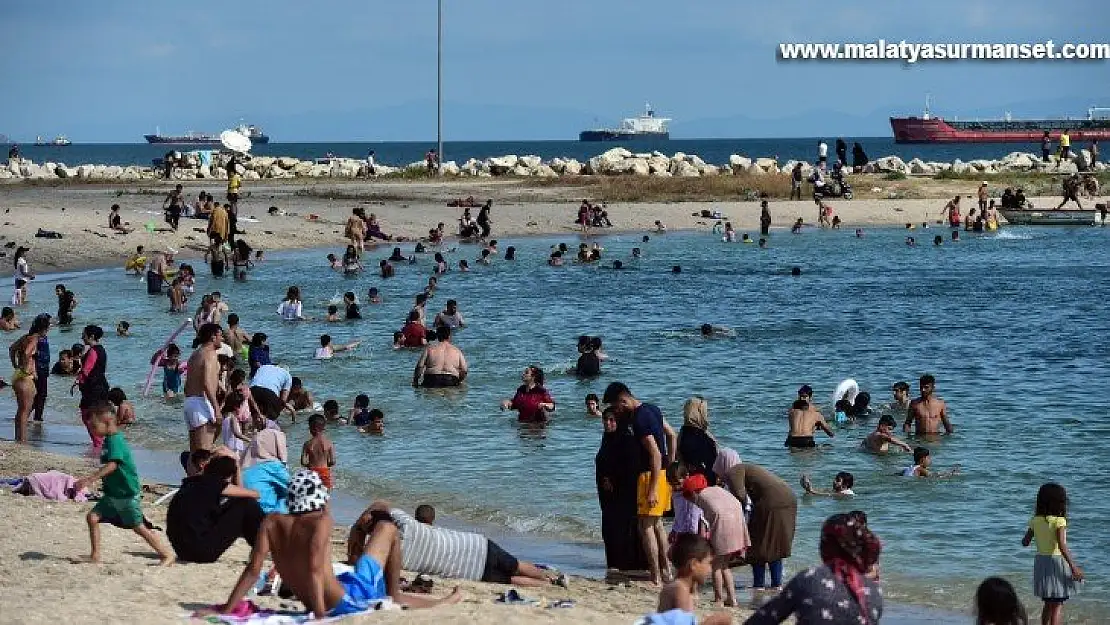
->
145;123;269;145
891;99;1110;144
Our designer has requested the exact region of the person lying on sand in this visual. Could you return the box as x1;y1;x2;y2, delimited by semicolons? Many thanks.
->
350;502;567;589
204;470;461;617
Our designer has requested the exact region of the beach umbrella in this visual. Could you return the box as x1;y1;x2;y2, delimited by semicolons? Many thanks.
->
220;129;252;154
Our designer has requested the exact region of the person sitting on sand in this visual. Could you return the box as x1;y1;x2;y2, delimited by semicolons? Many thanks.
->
649;534;732;625
205;471;462;617
108;204;132;233
785;399;834;449
800;472;855;497
369;503;567;588
167;454;264;563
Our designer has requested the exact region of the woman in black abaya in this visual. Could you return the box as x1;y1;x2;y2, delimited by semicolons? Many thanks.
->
595;407;647;572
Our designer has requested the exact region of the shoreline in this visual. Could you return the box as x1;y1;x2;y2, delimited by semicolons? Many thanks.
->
0;175;1072;274
0;428;967;625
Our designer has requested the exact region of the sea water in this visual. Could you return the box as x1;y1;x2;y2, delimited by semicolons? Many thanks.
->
2;225;1109;622
10;137;1050;169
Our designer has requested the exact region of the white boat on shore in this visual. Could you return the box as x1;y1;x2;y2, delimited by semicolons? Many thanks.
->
999;206;1106;226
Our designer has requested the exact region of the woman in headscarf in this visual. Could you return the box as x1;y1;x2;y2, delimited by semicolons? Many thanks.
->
241;424;290;514
595;406;647;572
712;447;742;491
744;513;883;625
676;396;718;483
724;462;797;592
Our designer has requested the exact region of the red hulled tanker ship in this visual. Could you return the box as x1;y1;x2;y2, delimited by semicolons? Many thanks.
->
890;99;1110;144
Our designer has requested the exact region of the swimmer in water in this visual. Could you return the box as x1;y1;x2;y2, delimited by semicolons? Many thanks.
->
902;446;960;478
458;259;470;272
723;222;736;242
367;287;382;304
654;220;667;233
790;267;801;276
613;260;624;270
906;237;916;247
800;471;855;497
585;393;602;417
672;265;681;274
741;233;753;244
758;238;767;248
785;398;835;449
548;251;564;267
855;228;864;238
933;235;943;246
881;381;912;421
791;218;804;234
477;249;492;266
325;305;340;323
699;324;732;338
632;247;642;258
860;415;913;454
116;321;130;337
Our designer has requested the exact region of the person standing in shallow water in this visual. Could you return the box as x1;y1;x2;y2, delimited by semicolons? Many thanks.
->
724;462;797;593
904;373;953;436
9;314;50;443
595;407;648;572
74;325;111;447
760;200;772;236
603;381;677;586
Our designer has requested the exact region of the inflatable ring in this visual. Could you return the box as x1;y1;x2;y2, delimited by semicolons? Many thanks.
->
832;378;859;406
124;256;147;271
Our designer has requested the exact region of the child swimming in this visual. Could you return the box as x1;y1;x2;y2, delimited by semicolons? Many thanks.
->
902;446;960;478
800;471;855;497
861;415;912;454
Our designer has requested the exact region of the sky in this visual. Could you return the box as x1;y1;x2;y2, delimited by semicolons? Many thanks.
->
1;0;1106;142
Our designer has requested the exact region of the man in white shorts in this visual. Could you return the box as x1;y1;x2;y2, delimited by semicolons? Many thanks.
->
185;323;224;454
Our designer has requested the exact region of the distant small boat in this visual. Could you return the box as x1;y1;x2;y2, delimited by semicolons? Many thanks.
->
999;207;1105;226
34;135;71;146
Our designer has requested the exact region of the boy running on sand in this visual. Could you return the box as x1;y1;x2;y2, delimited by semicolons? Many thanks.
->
654;534;731;625
74;403;174;565
301;414;336;489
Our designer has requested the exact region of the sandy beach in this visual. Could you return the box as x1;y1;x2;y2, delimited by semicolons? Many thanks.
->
0;442;749;625
0;177;1059;273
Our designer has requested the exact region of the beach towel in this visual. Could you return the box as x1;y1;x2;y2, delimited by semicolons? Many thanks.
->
20;471;90;502
192;598;397;624
634;609;697;625
242;461;290;515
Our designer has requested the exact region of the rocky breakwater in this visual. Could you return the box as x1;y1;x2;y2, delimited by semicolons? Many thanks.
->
1;147;1104;183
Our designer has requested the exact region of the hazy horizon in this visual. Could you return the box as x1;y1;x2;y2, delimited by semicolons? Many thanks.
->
2;0;1105;142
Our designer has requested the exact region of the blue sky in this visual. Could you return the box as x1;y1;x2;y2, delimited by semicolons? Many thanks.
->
1;0;1106;142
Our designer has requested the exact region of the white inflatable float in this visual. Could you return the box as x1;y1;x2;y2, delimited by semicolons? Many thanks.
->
832;378;859;406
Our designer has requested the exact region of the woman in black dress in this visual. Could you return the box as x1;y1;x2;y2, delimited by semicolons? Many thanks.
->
595;407;647;571
676;396;719;484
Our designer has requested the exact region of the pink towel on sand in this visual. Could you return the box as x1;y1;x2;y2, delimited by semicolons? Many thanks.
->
26;471;89;502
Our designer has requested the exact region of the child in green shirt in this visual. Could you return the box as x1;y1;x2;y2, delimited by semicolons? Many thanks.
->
75;402;174;565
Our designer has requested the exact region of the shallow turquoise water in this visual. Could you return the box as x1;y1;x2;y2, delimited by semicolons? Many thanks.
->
3;225;1109;621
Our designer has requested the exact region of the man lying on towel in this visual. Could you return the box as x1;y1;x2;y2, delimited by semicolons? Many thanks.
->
203;469;461;618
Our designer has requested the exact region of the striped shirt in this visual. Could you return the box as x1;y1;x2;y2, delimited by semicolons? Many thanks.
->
391;509;488;581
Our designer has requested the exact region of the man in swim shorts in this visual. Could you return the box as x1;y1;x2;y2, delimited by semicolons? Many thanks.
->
205;470;461;618
604;382;676;586
904;374;954;436
184;323;223;453
785;399;834;448
412;326;468;388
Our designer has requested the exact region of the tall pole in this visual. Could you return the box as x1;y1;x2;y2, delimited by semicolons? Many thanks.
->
437;0;443;176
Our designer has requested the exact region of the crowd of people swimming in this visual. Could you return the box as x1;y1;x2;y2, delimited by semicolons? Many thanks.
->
1;181;1091;625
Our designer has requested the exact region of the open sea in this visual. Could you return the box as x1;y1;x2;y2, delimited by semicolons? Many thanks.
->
6;138;1049;168
2;224;1109;623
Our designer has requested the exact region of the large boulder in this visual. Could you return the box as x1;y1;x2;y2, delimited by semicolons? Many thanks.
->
510;164;532;176
908;158;931;175
488;155;519;175
442;161;461;176
872;155;907;174
277;157;300;170
563;159;583;175
292;162;314;177
950;159;971;175
518;155;542;169
244;170;261;180
745;163;765;176
755;157;778;172
674;161;701;177
729;154;752;173
535;165;558;178
625;159;650;176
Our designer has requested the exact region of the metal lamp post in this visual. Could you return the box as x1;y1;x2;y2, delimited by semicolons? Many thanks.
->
437;0;443;176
